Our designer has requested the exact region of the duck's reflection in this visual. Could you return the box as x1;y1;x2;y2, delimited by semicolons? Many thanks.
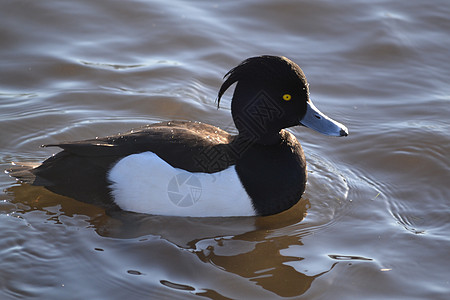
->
5;183;335;297
191;233;336;297
187;203;337;297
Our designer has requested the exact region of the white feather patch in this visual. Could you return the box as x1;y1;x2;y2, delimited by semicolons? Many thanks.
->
108;152;256;217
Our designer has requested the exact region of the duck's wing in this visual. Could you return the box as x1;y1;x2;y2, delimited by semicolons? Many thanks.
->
41;121;235;172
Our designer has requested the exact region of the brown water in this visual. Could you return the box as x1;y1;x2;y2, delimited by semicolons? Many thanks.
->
1;0;449;299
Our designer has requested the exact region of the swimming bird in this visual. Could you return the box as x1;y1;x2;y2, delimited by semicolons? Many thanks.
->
7;55;348;217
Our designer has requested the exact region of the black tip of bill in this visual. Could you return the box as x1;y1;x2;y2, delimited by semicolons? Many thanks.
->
339;127;349;137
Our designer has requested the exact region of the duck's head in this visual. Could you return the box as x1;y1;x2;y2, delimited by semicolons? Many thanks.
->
217;55;348;144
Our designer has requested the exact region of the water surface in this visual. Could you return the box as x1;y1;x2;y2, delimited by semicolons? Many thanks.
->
1;0;449;299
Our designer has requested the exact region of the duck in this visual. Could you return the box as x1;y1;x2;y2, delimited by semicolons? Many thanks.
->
7;55;348;217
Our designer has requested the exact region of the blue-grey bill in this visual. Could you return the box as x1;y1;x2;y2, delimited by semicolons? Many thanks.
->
300;101;348;136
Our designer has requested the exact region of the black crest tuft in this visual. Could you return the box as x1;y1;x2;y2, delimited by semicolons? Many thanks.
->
216;55;307;108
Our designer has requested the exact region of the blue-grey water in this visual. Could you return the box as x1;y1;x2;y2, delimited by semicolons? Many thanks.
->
1;0;449;299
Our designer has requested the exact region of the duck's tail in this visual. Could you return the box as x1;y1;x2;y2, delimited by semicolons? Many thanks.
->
5;162;41;184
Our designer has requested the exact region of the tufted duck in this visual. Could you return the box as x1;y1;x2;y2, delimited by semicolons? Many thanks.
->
7;56;348;217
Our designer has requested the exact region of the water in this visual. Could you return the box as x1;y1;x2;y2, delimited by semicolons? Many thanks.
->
1;0;449;299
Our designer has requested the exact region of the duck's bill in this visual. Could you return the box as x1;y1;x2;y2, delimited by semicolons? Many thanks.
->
300;101;348;137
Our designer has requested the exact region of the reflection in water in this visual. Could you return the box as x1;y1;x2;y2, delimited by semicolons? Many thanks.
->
192;232;336;297
5;183;339;297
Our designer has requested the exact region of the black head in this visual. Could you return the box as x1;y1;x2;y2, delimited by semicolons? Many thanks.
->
217;55;348;144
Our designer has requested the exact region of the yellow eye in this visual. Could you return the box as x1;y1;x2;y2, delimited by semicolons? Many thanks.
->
282;94;292;101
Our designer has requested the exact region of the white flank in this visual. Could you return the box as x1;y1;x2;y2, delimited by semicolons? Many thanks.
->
108;152;256;217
